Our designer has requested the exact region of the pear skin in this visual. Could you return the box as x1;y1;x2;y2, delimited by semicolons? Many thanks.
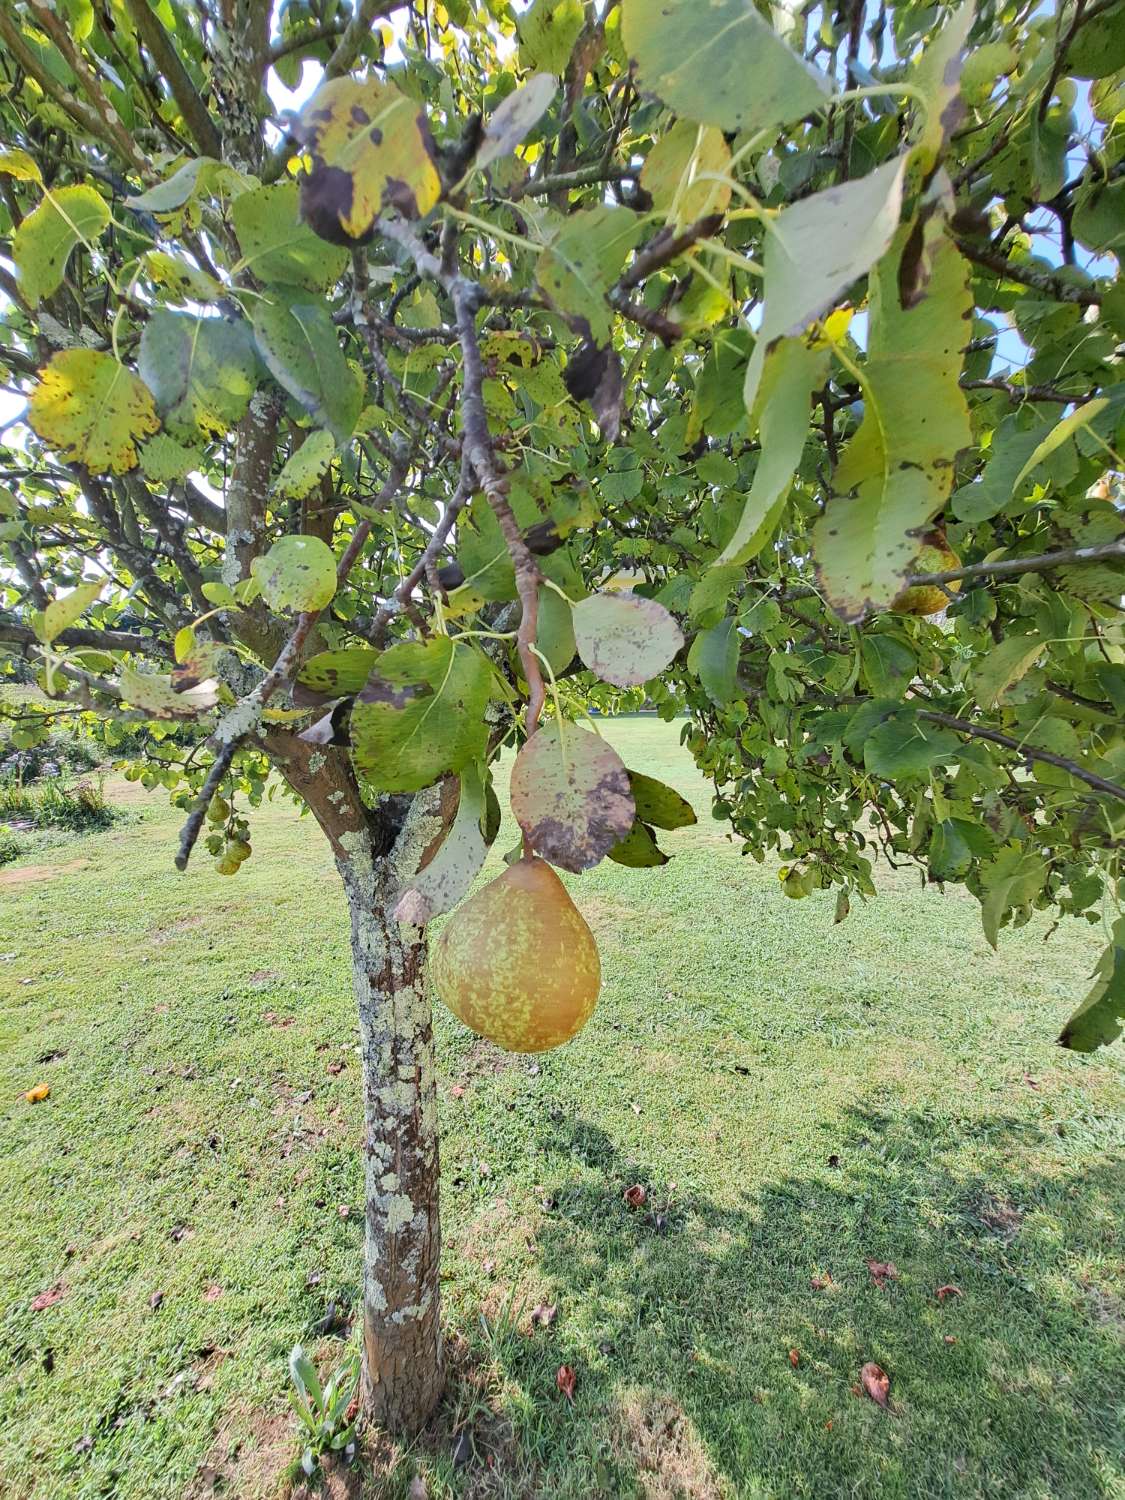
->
431;856;600;1053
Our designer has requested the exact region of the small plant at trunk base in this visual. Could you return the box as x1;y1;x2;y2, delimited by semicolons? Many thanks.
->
1;0;1122;1442
288;1343;360;1478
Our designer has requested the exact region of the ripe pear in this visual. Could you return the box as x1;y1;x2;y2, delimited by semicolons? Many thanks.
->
431;856;600;1053
891;531;961;616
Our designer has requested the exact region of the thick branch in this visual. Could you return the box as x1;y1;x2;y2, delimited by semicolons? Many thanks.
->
917;710;1125;804
122;0;223;158
958;241;1100;307
0;621;165;657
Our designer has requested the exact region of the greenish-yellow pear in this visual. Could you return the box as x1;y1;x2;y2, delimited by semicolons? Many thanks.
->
891;530;961;616
431;856;600;1053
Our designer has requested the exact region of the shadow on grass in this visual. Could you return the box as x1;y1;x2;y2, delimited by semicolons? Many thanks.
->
445;1104;1124;1500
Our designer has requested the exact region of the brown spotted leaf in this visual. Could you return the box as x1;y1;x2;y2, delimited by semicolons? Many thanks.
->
556;1363;577;1399
28;350;159;474
530;1303;558;1327
623;1183;647;1208
866;1259;899;1289
296;75;441;243
510;722;634;872
572;592;684;688
860;1361;891;1408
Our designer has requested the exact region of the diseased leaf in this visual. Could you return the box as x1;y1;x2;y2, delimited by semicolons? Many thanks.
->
298;649;380;697
623;0;830;136
14;184;109;304
812;225;972;621
688;616;739;704
629;771;696;830
231;182;349;291
40;581;104;644
138;312;260;441
274;429;337;499
510;721;635;872
119;665;218;719
144;250;224;304
393;764;494;923
478;74;556;169
349;637;492;792
296;76;441;242
1058;918;1125;1052
28;350;160;475
536;206;642;342
572;591;684;687
252;298;360;441
250;535;338;613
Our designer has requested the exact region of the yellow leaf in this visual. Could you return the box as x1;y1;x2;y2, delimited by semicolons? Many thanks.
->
25;1084;50;1103
28;350;160;474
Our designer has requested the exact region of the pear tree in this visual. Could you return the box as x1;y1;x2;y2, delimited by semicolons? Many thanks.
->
1;0;1123;1436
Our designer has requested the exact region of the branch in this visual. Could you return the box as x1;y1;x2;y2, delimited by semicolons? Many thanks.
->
960;377;1093;405
504;165;633;202
0;621;165;657
958;241;1100;307
268;21;348;63
325;0;402;78
122;0;223;158
617;214;726;293
917;709;1125;804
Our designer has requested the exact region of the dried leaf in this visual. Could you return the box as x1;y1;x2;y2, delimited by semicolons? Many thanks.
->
788;1348;800;1368
531;1303;558;1327
623;1183;647;1208
860;1361;891;1408
866;1259;899;1288
810;1273;832;1290
24;1083;50;1103
935;1284;962;1302
31;1284;66;1311
556;1363;577;1399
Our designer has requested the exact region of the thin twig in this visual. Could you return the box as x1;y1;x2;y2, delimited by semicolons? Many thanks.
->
917;709;1125;804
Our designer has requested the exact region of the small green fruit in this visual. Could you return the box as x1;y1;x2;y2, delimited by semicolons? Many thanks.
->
891;531;961;617
207;795;231;825
214;852;241;875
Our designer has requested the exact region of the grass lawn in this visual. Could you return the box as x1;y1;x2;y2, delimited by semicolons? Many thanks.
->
1;716;1122;1500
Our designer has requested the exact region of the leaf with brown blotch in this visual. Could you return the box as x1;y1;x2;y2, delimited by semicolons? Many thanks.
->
860;1361;891;1408
810;1272;832;1290
530;1303;557;1327
623;1184;647;1208
509;722;634;872
556;1363;577;1399
563;340;626;442
788;1349;799;1368
935;1284;962;1301
572;591;684;688
31;1284;66;1311
866;1259;899;1288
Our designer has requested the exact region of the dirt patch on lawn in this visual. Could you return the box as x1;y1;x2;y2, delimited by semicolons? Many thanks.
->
612;1390;726;1500
0;858;90;887
185;1402;294;1499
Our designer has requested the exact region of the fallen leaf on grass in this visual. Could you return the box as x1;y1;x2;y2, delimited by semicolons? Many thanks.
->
450;1084;465;1098
203;1283;223;1301
25;1083;50;1103
860;1361;891;1409
866;1259;899;1289
556;1364;577;1399
530;1303;557;1328
810;1273;833;1290
943;1335;957;1345
337;1204;351;1218
31;1284;66;1311
936;1284;962;1301
788;1349;799;1368
149;1290;164;1310
623;1184;647;1208
408;1478;428;1500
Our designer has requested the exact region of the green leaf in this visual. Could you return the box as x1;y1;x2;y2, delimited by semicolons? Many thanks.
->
979;844;1048;949
860;634;916;697
1058;918;1125;1052
394;764;494;922
640;120;732;232
629;770;697;830
252;298;360;442
536;206;642;342
231;183;349;291
717;337;825;567
928;818;971;881
688;616;739;704
28;350;160;475
862;711;959;778
14;185;109;304
623;0;830;136
1008;399;1111;495
518;0;584;74
139;311;260;441
201;582;238;609
296;76;441;239
124;157;247;214
972;634;1045;708
250;535;338;613
478;74;556;169
144;250;224;305
509;720;635;871
950;414;1057;522
811;225;972;621
741;155;907;415
572;591;684;687
909;1;974;176
40;580;104;643
607;819;669;867
534;585;576;676
298;648;381;697
274;430;337;499
349;637;492;793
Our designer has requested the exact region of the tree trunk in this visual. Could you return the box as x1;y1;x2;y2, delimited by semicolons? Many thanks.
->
339;846;445;1433
264;734;447;1433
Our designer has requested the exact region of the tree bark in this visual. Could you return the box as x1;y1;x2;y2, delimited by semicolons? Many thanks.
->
264;733;447;1432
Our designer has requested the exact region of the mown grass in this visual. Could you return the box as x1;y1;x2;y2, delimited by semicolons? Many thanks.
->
0;717;1122;1500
